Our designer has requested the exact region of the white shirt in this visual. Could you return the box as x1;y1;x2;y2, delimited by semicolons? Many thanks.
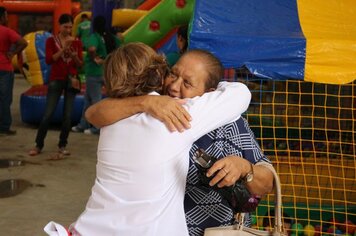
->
69;82;251;236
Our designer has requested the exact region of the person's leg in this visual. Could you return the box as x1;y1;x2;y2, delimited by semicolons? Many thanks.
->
72;91;90;132
84;76;103;134
58;83;76;150
0;71;15;133
34;80;65;150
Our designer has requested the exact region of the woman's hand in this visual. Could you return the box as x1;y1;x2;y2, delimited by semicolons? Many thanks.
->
63;37;74;50
206;156;251;188
94;56;104;65
143;96;191;132
68;47;78;58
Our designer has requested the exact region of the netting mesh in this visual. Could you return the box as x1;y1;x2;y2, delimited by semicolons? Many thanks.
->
223;68;356;235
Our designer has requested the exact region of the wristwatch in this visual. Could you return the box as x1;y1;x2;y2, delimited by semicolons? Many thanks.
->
244;162;254;183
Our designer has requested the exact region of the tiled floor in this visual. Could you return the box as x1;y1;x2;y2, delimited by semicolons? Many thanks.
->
0;76;99;235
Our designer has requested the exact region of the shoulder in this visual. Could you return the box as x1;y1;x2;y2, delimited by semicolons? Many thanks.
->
206;118;242;135
46;36;56;46
0;25;11;33
1;26;20;38
46;36;55;42
218;117;251;134
221;117;242;129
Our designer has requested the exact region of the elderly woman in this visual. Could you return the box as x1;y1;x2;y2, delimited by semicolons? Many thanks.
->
45;42;251;236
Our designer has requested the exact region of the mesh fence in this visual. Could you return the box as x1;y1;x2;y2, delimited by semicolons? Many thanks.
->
223;68;356;235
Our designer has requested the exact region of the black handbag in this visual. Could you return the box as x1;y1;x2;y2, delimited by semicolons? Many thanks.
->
193;149;257;213
204;162;287;236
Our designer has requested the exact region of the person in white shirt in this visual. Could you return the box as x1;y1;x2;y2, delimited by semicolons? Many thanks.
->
45;42;251;236
85;48;274;235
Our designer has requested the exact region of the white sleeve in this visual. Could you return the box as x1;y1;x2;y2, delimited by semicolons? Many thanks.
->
185;81;251;141
44;221;69;236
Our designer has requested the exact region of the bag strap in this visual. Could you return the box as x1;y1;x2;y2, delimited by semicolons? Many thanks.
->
256;162;284;233
236;162;284;234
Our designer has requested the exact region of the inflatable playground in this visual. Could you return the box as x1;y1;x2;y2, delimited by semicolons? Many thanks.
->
2;0;355;234
1;0;193;124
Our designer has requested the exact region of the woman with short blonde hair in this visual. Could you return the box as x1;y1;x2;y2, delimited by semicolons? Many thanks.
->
104;42;169;98
57;42;251;236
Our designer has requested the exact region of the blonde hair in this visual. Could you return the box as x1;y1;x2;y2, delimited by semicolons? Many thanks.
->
103;42;169;98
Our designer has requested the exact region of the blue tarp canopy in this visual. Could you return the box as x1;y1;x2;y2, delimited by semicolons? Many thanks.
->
189;0;306;80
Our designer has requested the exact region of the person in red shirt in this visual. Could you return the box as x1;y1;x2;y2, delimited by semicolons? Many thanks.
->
29;14;83;157
0;7;28;135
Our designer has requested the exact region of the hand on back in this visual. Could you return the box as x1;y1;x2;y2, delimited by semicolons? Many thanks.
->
144;96;192;132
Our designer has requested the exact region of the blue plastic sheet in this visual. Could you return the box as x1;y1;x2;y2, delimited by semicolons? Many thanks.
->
35;32;51;85
189;0;306;80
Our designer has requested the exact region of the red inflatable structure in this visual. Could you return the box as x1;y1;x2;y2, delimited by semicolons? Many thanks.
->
0;0;80;33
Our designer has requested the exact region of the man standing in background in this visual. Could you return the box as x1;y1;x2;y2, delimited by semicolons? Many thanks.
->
0;7;28;135
76;13;91;50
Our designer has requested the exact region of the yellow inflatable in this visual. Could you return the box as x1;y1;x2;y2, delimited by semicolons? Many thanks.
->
111;9;147;29
22;31;52;86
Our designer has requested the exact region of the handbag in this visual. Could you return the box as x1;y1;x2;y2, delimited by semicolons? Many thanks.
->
68;74;81;93
204;162;287;236
194;149;256;213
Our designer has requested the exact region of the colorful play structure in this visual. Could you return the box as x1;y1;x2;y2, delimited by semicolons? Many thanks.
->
5;0;356;232
0;0;82;124
14;0;194;124
0;0;80;33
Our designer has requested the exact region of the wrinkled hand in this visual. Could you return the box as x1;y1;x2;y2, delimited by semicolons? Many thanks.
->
206;156;250;188
144;95;191;132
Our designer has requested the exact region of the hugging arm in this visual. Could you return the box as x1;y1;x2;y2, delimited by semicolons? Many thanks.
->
85;95;191;132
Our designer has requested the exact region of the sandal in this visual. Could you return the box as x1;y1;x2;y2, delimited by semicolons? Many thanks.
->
47;153;66;161
58;147;70;156
28;147;41;156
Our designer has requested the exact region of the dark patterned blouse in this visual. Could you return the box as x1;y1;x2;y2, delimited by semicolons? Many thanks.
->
185;117;270;236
